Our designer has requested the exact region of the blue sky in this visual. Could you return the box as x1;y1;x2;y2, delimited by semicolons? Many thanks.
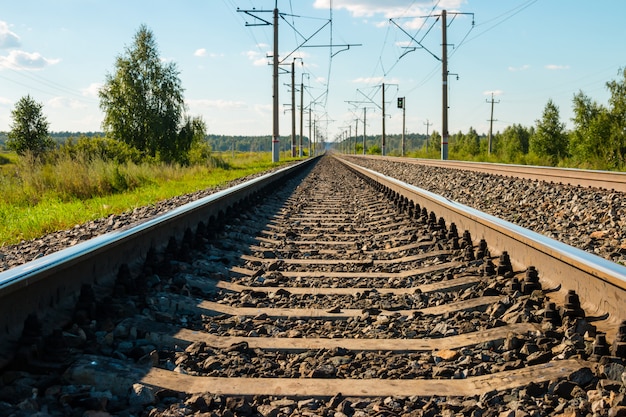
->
1;0;625;143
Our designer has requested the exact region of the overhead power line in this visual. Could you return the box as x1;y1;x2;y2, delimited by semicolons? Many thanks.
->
235;0;359;161
388;9;474;160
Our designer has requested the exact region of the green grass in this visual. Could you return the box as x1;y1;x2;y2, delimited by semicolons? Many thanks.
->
0;151;300;247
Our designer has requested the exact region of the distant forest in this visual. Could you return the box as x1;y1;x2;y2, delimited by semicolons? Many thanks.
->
0;131;103;147
0;132;433;156
206;133;432;155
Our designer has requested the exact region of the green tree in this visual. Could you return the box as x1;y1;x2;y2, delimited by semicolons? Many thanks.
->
569;91;611;167
172;116;207;164
6;94;53;157
605;67;626;168
58;135;142;164
450;128;480;157
367;144;381;155
567;69;626;169
530;99;568;164
449;130;463;155
496;124;532;162
428;131;441;156
463;127;480;156
99;25;199;164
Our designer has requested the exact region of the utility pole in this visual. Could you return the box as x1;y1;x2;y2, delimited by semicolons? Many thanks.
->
308;107;312;157
340;131;343;154
354;118;358;155
349;125;352;155
381;83;386;156
313;119;316;156
424;119;432;152
363;108;367;154
291;60;296;157
300;78;304;157
237;4;281;161
389;9;473;160
354;84;395;155
441;9;448;160
238;2;361;161
272;6;280;162
486;92;500;155
398;97;406;156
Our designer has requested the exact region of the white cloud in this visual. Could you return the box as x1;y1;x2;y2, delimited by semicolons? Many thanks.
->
351;76;399;85
352;76;384;84
194;48;225;59
546;64;570;71
187;98;247;110
0;21;20;49
253;57;268;66
245;50;269;67
0;96;12;106
313;0;464;18
0;50;60;70
254;103;272;116
483;90;503;96
508;64;530;72
81;82;102;97
47;96;87;110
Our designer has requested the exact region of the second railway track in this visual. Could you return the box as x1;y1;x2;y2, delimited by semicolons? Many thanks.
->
2;155;626;416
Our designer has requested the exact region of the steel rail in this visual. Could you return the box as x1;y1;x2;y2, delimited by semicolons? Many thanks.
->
338;156;626;334
350;155;626;192
0;158;316;366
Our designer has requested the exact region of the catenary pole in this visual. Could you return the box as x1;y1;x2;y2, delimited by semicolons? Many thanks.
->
272;6;280;162
441;10;448;160
401;97;406;156
308;107;312;157
349;125;352;155
382;83;386;156
363;108;367;154
291;60;296;157
300;79;304;157
355;118;358;155
313;119;316;156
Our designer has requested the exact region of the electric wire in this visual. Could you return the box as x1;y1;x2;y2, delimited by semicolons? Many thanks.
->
463;0;538;44
381;0;441;78
0;73;73;101
449;17;475;58
225;0;270;64
0;63;100;107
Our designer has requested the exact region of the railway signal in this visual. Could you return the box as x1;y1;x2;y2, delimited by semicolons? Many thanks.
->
398;97;406;156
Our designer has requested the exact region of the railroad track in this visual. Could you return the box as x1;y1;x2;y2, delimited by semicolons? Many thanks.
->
355;154;626;193
1;155;626;416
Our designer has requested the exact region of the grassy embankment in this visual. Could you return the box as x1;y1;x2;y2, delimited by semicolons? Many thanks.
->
0;151;300;247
